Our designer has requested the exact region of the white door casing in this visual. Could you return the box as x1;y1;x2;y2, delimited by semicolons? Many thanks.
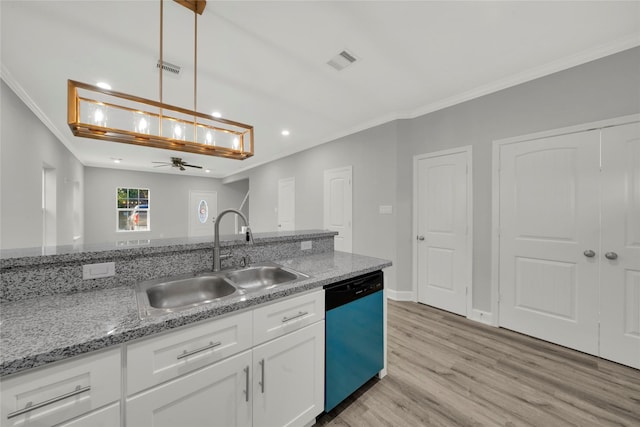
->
188;190;217;238
599;122;640;369
323;166;352;253
498;130;601;355
414;147;472;316
277;177;295;231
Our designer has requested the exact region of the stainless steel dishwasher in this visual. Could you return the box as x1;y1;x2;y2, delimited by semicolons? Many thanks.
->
324;270;384;412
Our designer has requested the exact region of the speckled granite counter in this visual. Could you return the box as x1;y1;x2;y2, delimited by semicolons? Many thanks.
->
0;251;391;377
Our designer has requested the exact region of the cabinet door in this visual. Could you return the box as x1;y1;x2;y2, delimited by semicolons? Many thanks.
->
126;350;252;427
57;403;119;427
0;348;121;427
253;321;324;427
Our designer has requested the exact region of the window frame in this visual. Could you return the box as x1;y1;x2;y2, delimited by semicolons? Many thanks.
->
116;187;150;233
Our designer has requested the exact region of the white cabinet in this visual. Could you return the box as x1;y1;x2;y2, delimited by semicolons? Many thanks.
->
127;350;252;427
253;321;324;427
253;290;324;345
127;310;252;395
0;348;121;427
125;290;325;427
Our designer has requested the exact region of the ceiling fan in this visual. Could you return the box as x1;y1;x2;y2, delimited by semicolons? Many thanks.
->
152;157;203;171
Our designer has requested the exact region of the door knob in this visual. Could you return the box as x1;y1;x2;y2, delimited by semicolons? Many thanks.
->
417;236;425;241
583;250;596;258
605;252;618;260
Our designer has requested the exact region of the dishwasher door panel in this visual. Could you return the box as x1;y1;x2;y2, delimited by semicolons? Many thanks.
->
325;290;384;412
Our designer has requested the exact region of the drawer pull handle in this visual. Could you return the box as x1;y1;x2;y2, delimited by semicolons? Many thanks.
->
259;359;265;393
7;385;91;419
244;366;250;402
282;311;308;323
177;341;221;360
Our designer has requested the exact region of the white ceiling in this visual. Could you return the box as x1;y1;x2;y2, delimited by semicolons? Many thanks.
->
2;1;639;178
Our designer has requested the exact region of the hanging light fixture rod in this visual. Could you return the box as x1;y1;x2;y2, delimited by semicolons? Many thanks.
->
67;0;254;160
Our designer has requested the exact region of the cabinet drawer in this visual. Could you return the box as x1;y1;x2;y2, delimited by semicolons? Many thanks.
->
127;310;252;395
0;348;121;427
253;290;324;345
57;402;120;427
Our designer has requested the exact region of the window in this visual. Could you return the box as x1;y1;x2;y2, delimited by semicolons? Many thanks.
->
117;188;150;232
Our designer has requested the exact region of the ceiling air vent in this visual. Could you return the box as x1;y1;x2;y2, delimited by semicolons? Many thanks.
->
327;49;358;71
156;60;182;76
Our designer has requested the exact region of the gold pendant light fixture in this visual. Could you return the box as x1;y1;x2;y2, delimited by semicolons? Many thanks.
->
67;0;254;160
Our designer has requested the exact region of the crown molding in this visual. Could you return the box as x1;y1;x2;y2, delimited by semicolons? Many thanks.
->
1;65;86;165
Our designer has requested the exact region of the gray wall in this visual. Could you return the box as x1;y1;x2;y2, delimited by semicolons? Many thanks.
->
396;46;640;311
231;121;398;291
228;46;640;313
84;168;248;244
1;80;84;249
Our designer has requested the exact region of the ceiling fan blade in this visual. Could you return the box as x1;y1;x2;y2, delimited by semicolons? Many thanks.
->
151;161;171;165
153;164;169;168
179;165;186;171
183;164;203;169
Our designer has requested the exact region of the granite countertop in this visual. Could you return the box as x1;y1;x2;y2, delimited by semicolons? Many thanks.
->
0;229;337;269
0;251;391;377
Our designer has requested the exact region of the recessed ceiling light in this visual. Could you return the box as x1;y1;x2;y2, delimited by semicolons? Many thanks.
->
205;169;211;173
112;158;121;164
211;111;222;118
96;82;112;90
281;130;290;136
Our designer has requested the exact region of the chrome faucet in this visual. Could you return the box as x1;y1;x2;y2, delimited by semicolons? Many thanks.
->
213;209;254;271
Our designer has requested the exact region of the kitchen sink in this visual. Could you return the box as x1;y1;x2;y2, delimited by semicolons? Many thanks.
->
225;264;304;290
146;275;237;309
135;262;309;319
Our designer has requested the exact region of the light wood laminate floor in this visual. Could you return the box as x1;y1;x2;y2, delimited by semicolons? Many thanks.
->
315;300;640;427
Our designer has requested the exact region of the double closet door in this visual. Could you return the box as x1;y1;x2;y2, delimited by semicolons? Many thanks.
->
498;122;639;369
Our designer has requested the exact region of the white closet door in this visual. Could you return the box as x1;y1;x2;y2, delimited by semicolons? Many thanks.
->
277;177;295;231
499;131;600;355
416;150;470;316
600;122;640;369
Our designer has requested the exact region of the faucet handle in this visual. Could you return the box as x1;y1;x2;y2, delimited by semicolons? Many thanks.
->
245;227;254;244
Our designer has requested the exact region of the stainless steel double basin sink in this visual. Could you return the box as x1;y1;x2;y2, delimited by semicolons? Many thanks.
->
135;262;309;319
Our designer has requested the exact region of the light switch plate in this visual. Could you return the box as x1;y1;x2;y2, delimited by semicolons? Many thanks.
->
83;262;115;280
301;241;312;250
379;205;393;215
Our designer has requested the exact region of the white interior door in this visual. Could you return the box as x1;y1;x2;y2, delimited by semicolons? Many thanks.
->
599;122;640;369
415;149;471;316
277;177;295;231
498;131;600;355
323;166;352;253
188;190;217;238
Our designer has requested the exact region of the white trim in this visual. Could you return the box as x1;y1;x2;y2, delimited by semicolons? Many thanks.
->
1;66;84;164
468;309;495;327
386;289;415;302
412;145;473;316
491;114;640;328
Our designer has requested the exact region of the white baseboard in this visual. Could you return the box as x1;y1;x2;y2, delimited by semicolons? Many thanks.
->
386;289;415;301
468;309;496;326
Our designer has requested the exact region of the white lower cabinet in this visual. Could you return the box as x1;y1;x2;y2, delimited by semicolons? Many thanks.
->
126;320;324;427
253;321;325;427
126;350;253;427
0;348;121;427
125;290;325;427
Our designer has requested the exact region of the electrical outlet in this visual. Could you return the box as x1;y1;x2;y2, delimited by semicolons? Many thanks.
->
83;262;115;279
